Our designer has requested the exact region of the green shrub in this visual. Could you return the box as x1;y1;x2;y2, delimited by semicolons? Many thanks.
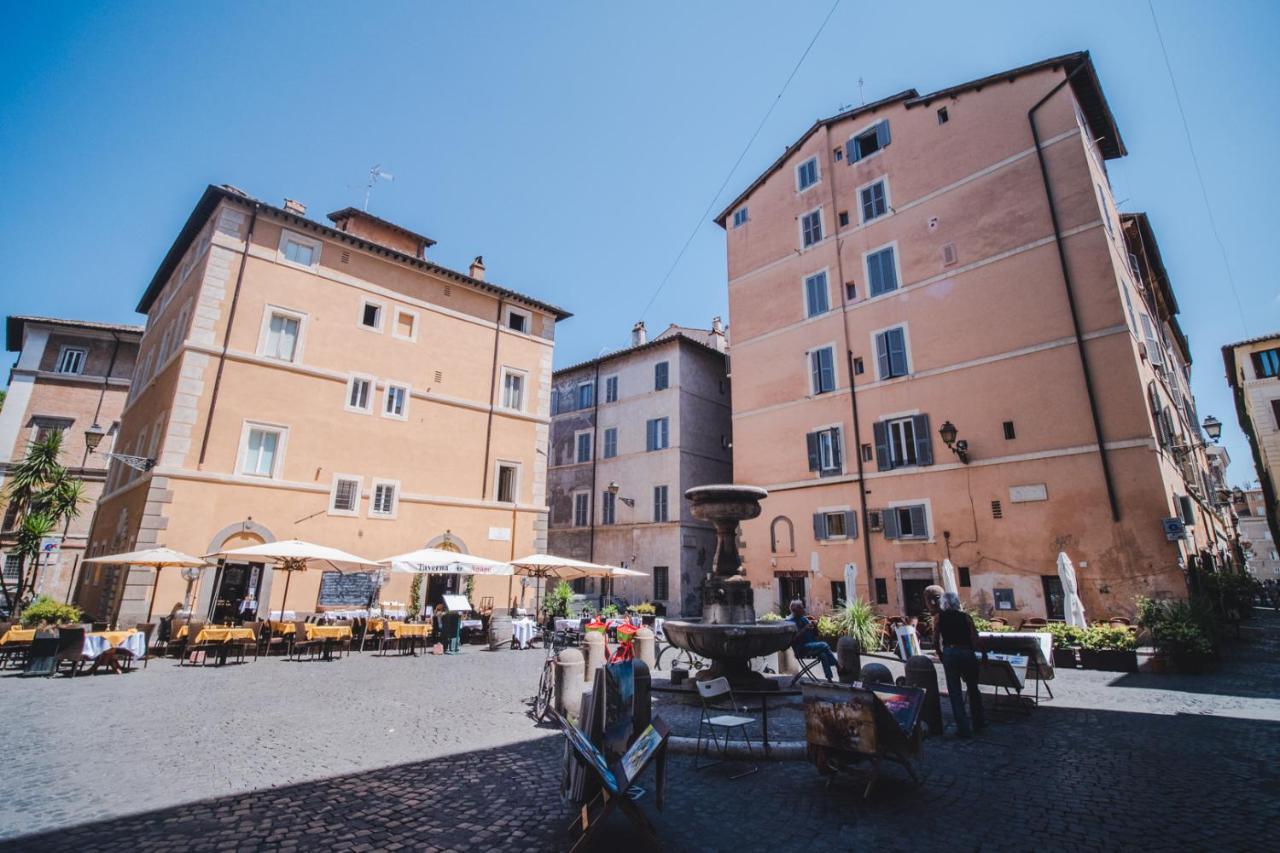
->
1038;622;1085;647
548;581;573;619
1135;595;1217;664
832;599;883;652
972;615;1012;633
1079;625;1136;651
600;604;619;619
816;615;842;641
759;611;783;623
19;595;81;628
630;602;656;615
1155;620;1213;659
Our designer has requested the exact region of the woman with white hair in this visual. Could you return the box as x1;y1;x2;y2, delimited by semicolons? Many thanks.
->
936;592;986;737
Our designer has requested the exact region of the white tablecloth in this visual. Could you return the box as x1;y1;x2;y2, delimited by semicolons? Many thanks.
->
82;632;147;660
512;618;538;649
460;619;482;631
554;618;580;633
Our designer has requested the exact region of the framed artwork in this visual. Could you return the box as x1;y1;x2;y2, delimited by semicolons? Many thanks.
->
552;710;620;795
614;717;670;787
802;682;877;755
865;683;925;738
895;624;920;661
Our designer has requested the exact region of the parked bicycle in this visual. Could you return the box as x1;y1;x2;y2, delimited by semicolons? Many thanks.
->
533;628;577;721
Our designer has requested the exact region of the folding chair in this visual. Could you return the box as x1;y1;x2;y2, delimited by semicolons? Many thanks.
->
694;676;759;778
789;653;826;687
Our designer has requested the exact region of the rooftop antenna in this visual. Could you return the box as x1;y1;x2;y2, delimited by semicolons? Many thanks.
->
857;77;865;106
363;164;394;211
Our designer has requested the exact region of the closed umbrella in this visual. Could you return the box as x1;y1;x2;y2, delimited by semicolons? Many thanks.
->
843;563;858;605
1057;551;1087;628
940;559;959;597
205;539;378;622
84;546;209;622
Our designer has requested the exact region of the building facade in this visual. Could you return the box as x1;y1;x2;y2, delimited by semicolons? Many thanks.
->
0;317;142;605
1223;333;1280;551
78;185;567;626
1235;487;1279;582
716;52;1234;622
546;320;731;616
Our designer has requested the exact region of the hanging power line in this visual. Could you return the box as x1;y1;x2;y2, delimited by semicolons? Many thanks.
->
1147;0;1249;335
637;0;843;323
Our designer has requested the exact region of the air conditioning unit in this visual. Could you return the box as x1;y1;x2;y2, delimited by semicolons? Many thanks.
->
867;510;883;532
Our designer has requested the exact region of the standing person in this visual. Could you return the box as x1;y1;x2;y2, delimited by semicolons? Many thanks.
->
937;592;986;737
237;593;257;623
786;599;838;681
923;584;945;648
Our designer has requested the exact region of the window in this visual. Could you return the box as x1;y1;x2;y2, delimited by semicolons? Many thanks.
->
371;481;398;517
801;210;823;248
813;510;856;540
937;107;949;124
806;427;843;476
804;271;830;318
361;301;383;331
884;504;928;539
859;180;888;222
604;376;618;403
796;157;819;191
873;414;933;470
874;327;908;379
31;417;73;444
1252;348;1280;379
2;554;20;581
646;417;669;451
866;246;898;296
874;578;889;604
1272;399;1280;429
732;208;749;228
848;121;891;162
653;566;669;601
603;427;618;459
809;347;836;394
55;347;86;375
1139;314;1165;367
601;491;616;525
654;361;669;391
501;369;525;410
653;485;669;523
838;211;850;227
240;425;284;477
262;309;302;362
506;308;531;333
573;492;589;527
346;376;373;413
1003;420;1016;440
831;581;847;607
575;431;592;464
383;384;408;419
496;463;518;503
959;566;971;587
279;231;320;268
846;281;857;301
394;310;417;340
778;576;806;609
577;381;594;409
329;475;361;515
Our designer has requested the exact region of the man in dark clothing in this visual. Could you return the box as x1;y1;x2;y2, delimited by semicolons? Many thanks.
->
937;592;986;737
787;600;837;681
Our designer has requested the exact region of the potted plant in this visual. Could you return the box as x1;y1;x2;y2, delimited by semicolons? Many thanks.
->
815;615;843;650
19;595;81;629
1138;596;1217;674
630;602;657;626
758;611;783;623
1038;622;1084;669
1157;621;1214;674
834;599;883;653
600;604;620;619
547;580;573;621
1077;625;1138;672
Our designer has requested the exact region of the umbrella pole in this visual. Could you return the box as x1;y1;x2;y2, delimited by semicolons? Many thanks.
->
278;567;293;623
145;565;163;624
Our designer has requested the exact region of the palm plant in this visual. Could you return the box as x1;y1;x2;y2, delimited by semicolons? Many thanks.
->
0;432;85;613
833;598;882;652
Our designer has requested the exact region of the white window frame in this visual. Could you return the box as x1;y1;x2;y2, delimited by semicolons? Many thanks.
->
574;429;593;464
345;373;375;414
885;416;920;468
576;380;595;410
814;423;844;475
494;460;522;504
328;473;364;517
392;308;419;342
572;490;590;527
55;346;87;375
795;156;821;192
798;206;824;250
499;367;528;412
803;268;831;318
370;478;400;519
277;229;322;270
603;375;619;403
857;176;891;224
887;498;933;542
807;342;838;396
505;306;533;335
359;299;385;333
382;382;410;421
256;305;307;363
863;240;902;299
237;420;288;479
870;322;912;381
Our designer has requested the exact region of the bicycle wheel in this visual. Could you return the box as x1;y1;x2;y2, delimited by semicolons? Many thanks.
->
533;662;554;720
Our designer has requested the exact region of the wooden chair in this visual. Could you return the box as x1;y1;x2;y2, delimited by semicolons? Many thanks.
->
177;619;208;666
235;622;261;662
289;620;319;661
694;677;758;778
374;622;399;656
261;623;290;657
51;627;88;677
134;623;156;668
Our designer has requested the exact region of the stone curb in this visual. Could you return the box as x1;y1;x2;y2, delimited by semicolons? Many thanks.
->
667;735;807;761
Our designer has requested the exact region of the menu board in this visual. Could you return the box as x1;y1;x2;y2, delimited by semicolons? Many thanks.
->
318;571;374;606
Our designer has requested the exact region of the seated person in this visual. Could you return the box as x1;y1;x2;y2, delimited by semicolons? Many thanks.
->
786;599;837;681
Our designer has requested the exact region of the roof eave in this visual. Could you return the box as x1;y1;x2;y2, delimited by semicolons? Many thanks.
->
552;332;725;378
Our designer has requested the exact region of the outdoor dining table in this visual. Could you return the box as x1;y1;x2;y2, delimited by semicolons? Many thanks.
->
0;627;36;645
511;618;538;650
83;629;147;674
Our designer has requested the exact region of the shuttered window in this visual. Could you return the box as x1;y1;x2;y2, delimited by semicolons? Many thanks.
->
331;477;360;513
573;493;589;527
801;210;823;247
812;510;857;540
875;327;909;379
605;376;619;402
577;382;594;409
804;271;829;317
654;361;669;391
806;427;843;476
848;121;891;162
866;247;898;296
810;346;836;394
653;486;669;522
796;157;819;190
601;491;617;525
883;505;928;539
646;417;669;451
603;427;618;459
1252;348;1280;379
860;180;887;222
873;414;933;470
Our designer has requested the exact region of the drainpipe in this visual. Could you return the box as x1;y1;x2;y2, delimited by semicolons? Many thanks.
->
198;207;259;467
587;363;602;603
822;125;877;601
1029;67;1121;522
480;299;505;499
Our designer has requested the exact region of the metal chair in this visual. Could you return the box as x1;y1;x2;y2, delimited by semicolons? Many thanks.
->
134;623;156;668
694;676;759;778
789;652;827;687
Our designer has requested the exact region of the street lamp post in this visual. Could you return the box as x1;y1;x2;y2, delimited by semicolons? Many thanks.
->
937;420;970;464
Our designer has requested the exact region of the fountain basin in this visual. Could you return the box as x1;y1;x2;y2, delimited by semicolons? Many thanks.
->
663;620;796;691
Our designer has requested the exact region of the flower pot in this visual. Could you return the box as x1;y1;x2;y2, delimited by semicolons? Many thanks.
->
1147;655;1168;674
1079;648;1138;673
641;614;656;627
1052;647;1079;669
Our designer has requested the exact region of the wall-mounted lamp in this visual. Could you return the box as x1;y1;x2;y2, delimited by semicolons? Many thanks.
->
938;420;970;465
1201;415;1222;442
84;422;156;472
606;481;635;508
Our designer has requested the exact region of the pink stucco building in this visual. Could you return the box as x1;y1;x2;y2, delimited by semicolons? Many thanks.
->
717;52;1235;621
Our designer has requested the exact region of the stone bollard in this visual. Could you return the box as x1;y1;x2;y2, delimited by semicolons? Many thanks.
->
582;631;606;684
905;654;944;736
858;662;893;685
555;648;585;718
836;636;862;683
635;627;656;670
778;647;800;676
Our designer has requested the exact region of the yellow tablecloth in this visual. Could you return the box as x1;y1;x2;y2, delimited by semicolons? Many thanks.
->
269;621;298;636
193;627;256;644
88;629;138;646
368;620;430;638
307;625;352;641
0;628;36;645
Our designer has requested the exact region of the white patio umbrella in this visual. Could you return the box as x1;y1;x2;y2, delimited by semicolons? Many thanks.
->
380;548;512;576
940;559;960;597
509;554;643;612
843;563;858;605
1057;551;1087;628
205;539;379;622
84;546;210;622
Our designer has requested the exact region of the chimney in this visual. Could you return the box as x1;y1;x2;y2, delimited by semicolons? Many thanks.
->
709;315;727;351
283;198;306;216
631;321;647;347
469;256;486;280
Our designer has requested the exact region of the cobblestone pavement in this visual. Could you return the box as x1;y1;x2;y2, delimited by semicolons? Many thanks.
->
3;613;1279;852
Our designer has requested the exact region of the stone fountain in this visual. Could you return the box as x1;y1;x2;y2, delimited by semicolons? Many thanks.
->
662;485;795;690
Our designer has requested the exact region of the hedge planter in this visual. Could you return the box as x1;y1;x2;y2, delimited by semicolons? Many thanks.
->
1052;647;1079;669
1079;648;1138;673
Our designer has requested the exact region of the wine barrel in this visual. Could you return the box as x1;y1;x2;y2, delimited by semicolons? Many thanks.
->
487;609;514;650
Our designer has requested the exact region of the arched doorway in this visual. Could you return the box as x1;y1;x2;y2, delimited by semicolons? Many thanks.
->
199;520;276;622
424;531;466;609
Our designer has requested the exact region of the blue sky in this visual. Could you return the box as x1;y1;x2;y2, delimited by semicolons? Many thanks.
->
1;1;1276;483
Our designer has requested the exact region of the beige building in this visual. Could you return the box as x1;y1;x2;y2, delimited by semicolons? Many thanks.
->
1;316;142;605
1234;487;1279;582
715;52;1234;622
1223;333;1280;551
78;185;568;625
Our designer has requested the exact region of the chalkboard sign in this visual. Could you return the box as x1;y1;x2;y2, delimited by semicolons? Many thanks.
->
318;571;375;606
